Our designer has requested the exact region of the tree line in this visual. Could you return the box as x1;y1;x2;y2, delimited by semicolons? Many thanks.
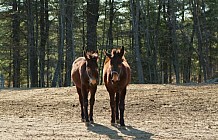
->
0;0;217;88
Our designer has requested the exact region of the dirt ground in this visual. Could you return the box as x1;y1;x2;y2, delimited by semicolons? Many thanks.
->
0;84;217;140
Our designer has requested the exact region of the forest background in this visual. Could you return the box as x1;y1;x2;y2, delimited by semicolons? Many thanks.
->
0;0;217;88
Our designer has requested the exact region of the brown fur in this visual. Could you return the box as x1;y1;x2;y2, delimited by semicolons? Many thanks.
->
71;51;99;123
103;46;131;126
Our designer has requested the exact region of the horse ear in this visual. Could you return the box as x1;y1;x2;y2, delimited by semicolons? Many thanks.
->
103;50;111;59
83;50;88;60
120;46;124;57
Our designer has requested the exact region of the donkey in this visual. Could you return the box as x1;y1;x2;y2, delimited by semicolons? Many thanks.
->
103;46;131;126
71;50;99;124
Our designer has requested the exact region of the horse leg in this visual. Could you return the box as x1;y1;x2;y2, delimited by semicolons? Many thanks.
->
76;86;85;122
109;91;116;125
119;87;126;126
82;86;89;123
89;86;97;123
115;92;120;123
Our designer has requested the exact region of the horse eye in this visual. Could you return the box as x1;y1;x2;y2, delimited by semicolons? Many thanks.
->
118;64;122;68
87;67;91;71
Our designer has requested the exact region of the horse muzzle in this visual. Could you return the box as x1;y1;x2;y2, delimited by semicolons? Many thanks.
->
89;78;98;86
111;71;120;83
90;78;96;85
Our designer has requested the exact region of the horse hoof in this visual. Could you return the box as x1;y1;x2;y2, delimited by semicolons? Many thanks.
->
81;119;86;122
90;117;94;123
120;123;125;127
116;119;120;124
90;120;94;124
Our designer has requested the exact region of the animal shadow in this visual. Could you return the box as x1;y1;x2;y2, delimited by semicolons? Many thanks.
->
87;123;122;139
87;123;153;140
117;125;153;140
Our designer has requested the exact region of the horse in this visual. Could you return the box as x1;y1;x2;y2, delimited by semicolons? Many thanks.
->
71;50;99;124
103;46;131;126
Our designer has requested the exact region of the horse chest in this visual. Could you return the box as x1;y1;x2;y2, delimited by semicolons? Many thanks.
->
109;82;121;93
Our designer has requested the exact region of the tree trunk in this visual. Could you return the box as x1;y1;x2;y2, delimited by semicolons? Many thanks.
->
139;0;152;83
168;0;180;84
45;0;50;87
192;0;207;82
181;27;195;83
64;0;75;87
9;49;12;87
153;0;162;83
82;4;86;51
46;41;50;87
108;0;114;49
52;0;65;87
35;0;39;87
27;0;38;87
39;0;46;87
180;0;195;83
201;0;211;79
99;0;108;85
140;0;158;83
130;0;145;84
86;0;100;51
38;0;49;87
12;0;21;87
163;62;168;84
161;1;170;84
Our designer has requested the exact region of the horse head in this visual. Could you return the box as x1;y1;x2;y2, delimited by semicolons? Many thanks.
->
104;46;125;83
84;50;99;86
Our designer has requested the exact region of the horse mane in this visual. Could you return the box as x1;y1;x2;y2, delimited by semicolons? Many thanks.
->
104;53;127;66
104;49;127;65
122;57;127;62
104;47;127;64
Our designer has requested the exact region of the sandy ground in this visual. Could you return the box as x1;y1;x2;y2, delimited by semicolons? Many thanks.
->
0;84;217;140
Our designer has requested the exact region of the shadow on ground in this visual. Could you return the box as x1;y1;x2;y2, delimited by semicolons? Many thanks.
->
87;123;153;140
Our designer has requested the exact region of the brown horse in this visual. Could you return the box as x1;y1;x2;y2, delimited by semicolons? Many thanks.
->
103;46;131;126
71;50;99;124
